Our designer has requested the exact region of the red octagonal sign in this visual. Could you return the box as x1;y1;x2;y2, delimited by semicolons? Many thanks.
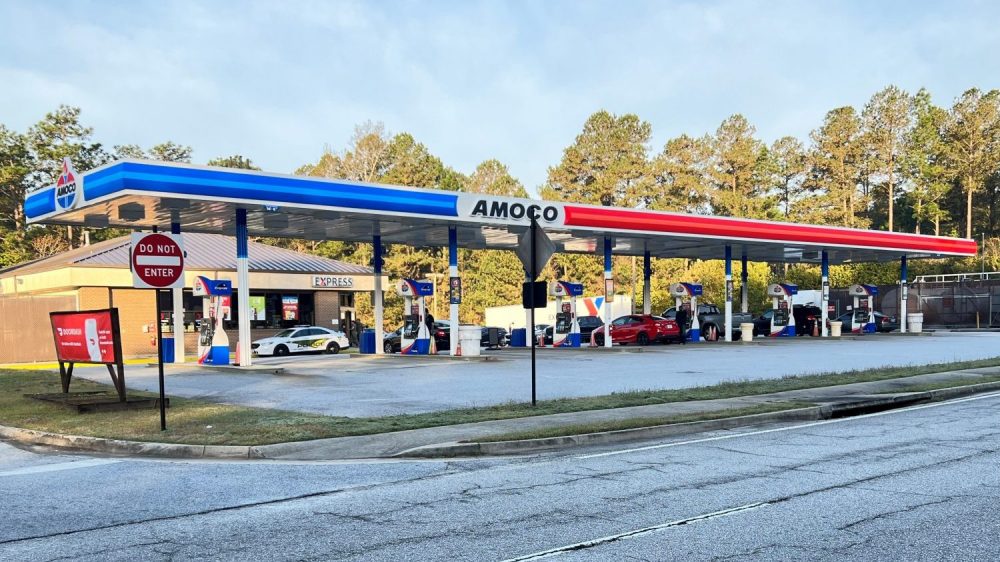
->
131;233;185;289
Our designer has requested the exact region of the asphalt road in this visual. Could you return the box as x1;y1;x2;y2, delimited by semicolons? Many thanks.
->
73;331;1000;416
3;391;1000;561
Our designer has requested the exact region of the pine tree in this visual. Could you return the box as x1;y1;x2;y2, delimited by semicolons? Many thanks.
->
903;89;950;235
862;86;912;231
943;88;1000;239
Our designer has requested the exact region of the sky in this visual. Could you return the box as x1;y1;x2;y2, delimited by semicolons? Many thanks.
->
2;0;999;195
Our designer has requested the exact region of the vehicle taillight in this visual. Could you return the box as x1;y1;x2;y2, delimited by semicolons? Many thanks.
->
436;329;445;337
806;315;815;320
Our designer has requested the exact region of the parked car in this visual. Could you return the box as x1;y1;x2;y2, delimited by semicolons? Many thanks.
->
383;321;452;353
533;323;551;339
752;305;824;336
542;315;604;345
662;303;753;340
593;315;680;346
831;311;898;333
252;326;349;356
480;327;508;349
383;327;402;353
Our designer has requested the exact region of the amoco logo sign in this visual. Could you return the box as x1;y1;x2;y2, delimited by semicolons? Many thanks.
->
54;158;81;212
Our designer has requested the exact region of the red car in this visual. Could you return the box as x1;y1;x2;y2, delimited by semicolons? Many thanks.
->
593;314;680;345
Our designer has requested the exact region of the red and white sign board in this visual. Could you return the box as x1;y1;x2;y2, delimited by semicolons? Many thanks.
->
50;310;118;363
131;233;185;289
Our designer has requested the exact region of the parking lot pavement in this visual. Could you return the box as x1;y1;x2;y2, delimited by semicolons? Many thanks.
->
69;332;1000;418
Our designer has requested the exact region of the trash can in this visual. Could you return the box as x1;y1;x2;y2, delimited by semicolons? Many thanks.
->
458;325;482;356
739;323;754;342
510;328;526;347
162;337;175;363
359;329;376;354
907;313;923;333
830;321;843;338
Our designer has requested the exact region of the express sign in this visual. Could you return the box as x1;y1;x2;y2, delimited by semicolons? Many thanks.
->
131;233;185;289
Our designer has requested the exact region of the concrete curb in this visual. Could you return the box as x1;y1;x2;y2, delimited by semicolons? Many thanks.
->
3;380;1000;461
395;381;1000;458
0;425;257;459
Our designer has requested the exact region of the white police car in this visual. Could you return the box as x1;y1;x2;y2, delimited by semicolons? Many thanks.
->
251;326;350;356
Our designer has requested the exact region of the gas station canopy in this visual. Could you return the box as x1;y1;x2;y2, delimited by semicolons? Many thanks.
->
26;159;978;263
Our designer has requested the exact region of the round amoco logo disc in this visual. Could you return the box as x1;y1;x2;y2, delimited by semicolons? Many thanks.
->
54;158;81;212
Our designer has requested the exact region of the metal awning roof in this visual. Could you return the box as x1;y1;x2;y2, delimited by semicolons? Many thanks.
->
26;159;978;265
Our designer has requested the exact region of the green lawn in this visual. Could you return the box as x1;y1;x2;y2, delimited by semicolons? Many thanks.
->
1;356;998;446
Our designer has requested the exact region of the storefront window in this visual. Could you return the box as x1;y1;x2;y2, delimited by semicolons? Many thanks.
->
158;290;315;330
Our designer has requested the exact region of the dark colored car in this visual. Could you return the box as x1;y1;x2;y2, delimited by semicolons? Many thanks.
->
480;327;508;349
832;311;898;333
543;315;604;345
593;315;680;346
383;327;402;353
752;305;823;336
382;321;450;353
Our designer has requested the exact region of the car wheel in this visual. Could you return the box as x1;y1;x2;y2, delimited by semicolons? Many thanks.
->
595;333;605;346
383;342;394;354
274;345;289;357
637;332;649;345
326;341;341;354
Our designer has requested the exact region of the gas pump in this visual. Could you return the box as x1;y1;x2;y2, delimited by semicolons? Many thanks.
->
670;282;703;342
550;281;584;347
396;279;434;354
193;276;232;364
767;283;798;337
848;284;878;334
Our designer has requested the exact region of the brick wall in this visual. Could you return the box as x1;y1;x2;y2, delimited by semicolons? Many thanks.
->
81;287;159;358
315;291;342;330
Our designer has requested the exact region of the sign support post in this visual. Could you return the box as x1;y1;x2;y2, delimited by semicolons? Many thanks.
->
530;218;537;406
155;289;166;431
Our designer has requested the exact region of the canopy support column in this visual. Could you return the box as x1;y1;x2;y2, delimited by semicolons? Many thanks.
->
725;245;733;342
642;250;652;315
170;221;184;363
604;238;612;348
236;209;251;366
373;234;384;354
740;252;749;314
821;251;830;337
448;227;459;355
900;255;908;333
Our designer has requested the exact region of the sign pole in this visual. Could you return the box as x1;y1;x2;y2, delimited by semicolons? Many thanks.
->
155;289;167;431
530;217;537;407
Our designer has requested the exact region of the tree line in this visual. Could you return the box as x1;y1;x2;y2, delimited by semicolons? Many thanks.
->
2;86;999;326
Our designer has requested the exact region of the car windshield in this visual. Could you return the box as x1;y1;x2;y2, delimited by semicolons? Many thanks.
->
273;329;296;338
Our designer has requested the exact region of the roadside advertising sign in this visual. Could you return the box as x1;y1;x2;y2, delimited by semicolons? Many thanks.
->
50;309;119;364
131;232;185;289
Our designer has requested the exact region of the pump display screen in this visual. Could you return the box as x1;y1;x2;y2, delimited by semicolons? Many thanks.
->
555;312;572;334
403;315;421;339
773;309;789;326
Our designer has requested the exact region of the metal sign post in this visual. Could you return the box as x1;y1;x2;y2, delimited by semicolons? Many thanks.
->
131;230;185;431
530;218;537;406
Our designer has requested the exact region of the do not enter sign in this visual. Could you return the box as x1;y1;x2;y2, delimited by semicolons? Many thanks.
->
131;233;185;289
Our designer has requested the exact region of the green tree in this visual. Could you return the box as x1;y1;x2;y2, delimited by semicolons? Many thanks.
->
0;125;33;231
464;159;527;197
206;155;261;170
862;85;912;231
805;107;867;227
769;136;808;219
707;115;777;219
647;134;711;213
113;141;193;162
542;110;652;207
943;88;1000;239
903;89;951;235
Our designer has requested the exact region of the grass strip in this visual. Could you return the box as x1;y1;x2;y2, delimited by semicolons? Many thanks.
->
471;401;814;443
1;356;999;446
872;375;1000;394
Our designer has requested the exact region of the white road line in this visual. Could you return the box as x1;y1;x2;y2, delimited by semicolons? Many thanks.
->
0;458;120;477
499;502;770;561
577;390;1000;460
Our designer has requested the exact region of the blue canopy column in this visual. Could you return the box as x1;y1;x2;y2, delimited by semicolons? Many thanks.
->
448;227;459;355
821;250;830;337
373;234;384;354
603;237;613;348
900;255;908;333
171;221;184;363
236;208;251;366
724;245;733;342
740;252;749;315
